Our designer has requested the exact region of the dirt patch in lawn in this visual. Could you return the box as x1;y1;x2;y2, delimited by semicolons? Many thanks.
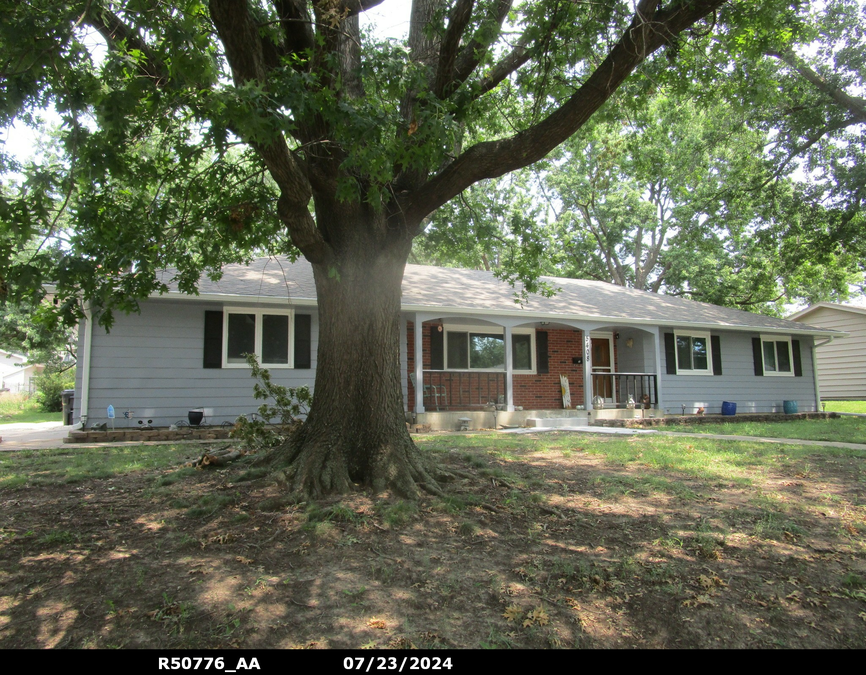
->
1;435;865;649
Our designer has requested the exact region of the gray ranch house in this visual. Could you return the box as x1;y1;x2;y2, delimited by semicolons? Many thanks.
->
73;257;840;430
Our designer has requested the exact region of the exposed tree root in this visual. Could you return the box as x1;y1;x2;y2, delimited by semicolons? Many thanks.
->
261;426;443;501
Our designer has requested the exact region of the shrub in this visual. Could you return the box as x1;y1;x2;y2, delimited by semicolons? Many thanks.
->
35;369;76;412
230;354;312;450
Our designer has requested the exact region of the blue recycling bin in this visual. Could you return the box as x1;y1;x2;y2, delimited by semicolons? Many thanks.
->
721;401;737;416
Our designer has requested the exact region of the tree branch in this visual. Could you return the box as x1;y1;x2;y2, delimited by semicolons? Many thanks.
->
472;33;533;100
209;0;331;264
273;0;316;57
768;49;866;124
84;5;168;83
755;117;859;191
407;0;725;225
343;0;387;16
433;0;475;99
452;0;512;86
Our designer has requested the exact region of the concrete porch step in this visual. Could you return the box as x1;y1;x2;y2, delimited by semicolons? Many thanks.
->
525;417;589;428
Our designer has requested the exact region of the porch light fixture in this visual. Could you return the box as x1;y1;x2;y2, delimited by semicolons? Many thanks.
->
540;321;550;326
614;332;620;340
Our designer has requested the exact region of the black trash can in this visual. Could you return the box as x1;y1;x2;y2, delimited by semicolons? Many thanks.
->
61;389;75;426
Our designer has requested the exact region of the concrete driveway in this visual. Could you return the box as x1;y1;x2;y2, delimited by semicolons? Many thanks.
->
0;422;71;451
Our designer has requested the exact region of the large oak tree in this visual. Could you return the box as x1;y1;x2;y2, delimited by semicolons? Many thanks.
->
2;0;756;498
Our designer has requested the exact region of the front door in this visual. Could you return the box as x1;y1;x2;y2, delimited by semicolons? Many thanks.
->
591;336;615;402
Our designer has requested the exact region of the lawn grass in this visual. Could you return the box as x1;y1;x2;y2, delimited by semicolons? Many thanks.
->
0;393;62;424
0;410;63;424
2;429;865;649
662;416;866;445
0;444;200;489
417;430;866;488
822;400;866;414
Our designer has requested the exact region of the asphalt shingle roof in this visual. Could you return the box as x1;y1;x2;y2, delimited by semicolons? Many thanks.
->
163;257;838;336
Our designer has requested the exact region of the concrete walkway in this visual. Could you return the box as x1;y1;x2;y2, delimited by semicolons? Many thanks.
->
0;422;226;452
0;421;69;451
656;431;866;452
501;423;866;451
501;425;658;435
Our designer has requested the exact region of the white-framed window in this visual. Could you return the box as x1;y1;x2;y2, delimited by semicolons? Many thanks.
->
674;331;712;375
760;335;793;376
223;308;294;368
443;325;535;373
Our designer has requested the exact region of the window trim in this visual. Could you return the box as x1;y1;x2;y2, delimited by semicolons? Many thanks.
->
673;330;713;376
222;307;295;369
442;324;536;374
760;334;794;377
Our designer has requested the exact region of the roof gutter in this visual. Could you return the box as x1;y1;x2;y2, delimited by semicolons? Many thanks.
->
157;291;317;307
77;303;93;428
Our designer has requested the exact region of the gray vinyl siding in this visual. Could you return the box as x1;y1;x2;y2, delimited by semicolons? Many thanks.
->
660;329;816;414
615;329;656;373
796;306;866;400
77;299;317;427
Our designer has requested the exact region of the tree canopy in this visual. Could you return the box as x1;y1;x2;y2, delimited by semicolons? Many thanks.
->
1;0;741;319
415;0;866;315
3;0;854;497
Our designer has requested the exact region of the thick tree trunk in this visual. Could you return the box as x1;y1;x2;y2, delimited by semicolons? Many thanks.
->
270;239;441;500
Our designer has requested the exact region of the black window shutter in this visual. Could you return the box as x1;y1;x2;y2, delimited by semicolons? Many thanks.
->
536;331;549;374
430;325;444;370
711;335;722;376
752;337;764;376
792;339;803;377
294;314;312;369
203;311;223;369
664;333;677;374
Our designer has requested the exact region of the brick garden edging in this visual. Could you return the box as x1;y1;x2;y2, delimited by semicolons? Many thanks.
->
591;412;839;428
64;427;233;443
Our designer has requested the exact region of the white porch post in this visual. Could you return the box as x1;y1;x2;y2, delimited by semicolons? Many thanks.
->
651;326;664;413
583;331;593;411
400;317;408;412
504;325;514;411
414;314;425;414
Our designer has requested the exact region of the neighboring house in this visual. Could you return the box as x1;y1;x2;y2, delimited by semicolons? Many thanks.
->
0;351;43;394
788;303;862;400
73;257;840;429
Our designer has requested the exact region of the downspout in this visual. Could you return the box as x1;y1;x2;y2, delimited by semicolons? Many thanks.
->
78;304;94;428
812;336;834;413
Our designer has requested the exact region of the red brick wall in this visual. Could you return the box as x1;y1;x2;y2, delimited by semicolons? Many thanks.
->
513;328;585;409
406;321;592;411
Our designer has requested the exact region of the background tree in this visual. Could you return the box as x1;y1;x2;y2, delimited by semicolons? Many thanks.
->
414;0;866;317
541;86;862;314
706;0;866;302
2;0;794;499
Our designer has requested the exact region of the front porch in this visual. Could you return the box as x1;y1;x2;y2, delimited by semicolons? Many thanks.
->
403;315;664;430
410;406;656;432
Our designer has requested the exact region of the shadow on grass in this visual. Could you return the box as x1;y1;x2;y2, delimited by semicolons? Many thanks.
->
0;433;863;649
